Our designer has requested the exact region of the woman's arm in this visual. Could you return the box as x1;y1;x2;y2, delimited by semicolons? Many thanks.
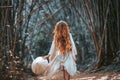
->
43;40;56;61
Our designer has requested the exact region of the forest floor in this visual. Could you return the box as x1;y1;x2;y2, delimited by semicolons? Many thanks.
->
27;71;120;80
27;63;120;80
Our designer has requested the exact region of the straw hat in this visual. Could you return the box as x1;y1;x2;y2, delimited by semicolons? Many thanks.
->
31;57;48;75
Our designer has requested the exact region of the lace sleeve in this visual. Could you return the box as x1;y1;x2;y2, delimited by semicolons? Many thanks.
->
48;40;57;61
70;33;77;55
48;40;55;55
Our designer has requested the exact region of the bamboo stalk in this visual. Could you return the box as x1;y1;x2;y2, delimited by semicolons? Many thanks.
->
117;0;120;49
0;6;13;8
22;0;35;54
84;0;99;55
12;0;25;53
69;1;88;27
14;0;53;27
35;5;66;27
97;0;110;67
70;0;99;60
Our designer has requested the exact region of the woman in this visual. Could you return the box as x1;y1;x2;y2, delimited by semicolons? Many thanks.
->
44;20;77;80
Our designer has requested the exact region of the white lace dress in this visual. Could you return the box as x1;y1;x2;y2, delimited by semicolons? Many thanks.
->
46;33;77;78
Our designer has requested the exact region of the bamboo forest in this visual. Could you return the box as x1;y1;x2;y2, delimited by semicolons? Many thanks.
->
0;0;120;80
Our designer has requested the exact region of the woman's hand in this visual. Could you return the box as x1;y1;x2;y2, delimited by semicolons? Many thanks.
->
42;54;50;59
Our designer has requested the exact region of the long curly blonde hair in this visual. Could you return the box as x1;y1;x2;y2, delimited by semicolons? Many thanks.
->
54;21;72;55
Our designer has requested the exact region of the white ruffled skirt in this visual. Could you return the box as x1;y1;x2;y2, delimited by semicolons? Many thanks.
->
45;52;77;78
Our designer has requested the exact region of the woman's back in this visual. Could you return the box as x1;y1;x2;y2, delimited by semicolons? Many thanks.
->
46;21;77;80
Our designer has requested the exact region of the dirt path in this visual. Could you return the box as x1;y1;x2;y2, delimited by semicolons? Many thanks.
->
28;71;120;80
